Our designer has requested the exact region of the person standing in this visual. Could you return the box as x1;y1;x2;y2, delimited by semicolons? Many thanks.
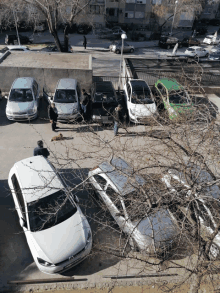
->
83;35;87;49
80;89;89;120
33;140;50;158
113;104;125;136
48;102;58;132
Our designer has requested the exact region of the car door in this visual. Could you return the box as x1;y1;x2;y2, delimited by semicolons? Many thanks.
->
123;41;129;53
11;174;28;231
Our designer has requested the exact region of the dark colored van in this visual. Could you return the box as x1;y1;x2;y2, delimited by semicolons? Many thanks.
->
158;36;179;49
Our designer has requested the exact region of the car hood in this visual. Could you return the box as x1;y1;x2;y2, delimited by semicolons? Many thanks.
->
30;210;87;264
7;101;35;113
130;102;157;117
55;102;78;115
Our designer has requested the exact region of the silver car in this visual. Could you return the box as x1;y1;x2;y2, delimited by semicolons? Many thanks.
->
109;40;135;54
88;157;178;255
6;77;40;121
44;79;81;122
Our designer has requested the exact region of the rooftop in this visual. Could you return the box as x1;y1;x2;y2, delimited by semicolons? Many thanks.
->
0;52;92;70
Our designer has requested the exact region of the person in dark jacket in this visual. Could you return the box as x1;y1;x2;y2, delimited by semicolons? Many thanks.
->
83;36;87;49
113;104;126;136
33;140;50;158
48;103;58;132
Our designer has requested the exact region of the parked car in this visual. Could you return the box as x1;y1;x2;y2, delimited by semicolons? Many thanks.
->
5;34;33;45
109;40;134;54
0;45;31;53
158;36;179;49
6;77;40;121
8;156;92;274
112;28;126;38
180;37;200;47
203;34;220;45
152;78;192;120
162;166;220;260
209;50;220;60
44;78;81;122
124;79;157;123
91;81;119;124
88;157;179;255
184;46;209;58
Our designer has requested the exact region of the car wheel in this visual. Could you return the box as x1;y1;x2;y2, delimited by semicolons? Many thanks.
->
115;49;120;54
167;45;171;49
130;48;134;53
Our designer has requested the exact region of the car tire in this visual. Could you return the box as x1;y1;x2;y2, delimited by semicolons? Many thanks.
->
115;49;120;54
130;48;134;53
167;45;171;49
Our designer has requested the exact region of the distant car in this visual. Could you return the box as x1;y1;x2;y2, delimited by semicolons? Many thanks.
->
124;79;157;123
210;45;220;53
209;51;220;60
184;46;209;58
88;157;179;255
203;34;220;45
109;40;134;54
6;77;40;121
162;166;220;260
152;78;192;120
0;45;31;53
180;37;200;47
5;34;33;45
91;81;119;124
8;156;92;274
159;36;179;49
44;78;81;122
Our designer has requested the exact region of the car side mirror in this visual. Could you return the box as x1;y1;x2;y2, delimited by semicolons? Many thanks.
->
19;218;27;228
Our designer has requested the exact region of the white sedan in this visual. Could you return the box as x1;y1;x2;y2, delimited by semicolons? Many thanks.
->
184;46;209;58
8;156;92;274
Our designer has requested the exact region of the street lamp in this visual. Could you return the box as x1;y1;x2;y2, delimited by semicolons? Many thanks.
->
170;0;178;36
118;33;127;90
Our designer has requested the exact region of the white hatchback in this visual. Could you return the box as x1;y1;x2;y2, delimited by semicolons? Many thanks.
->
8;156;92;274
123;79;158;123
6;77;40;121
184;46;209;58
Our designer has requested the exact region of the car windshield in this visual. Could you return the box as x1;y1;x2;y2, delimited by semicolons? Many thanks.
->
9;89;33;102
94;93;117;104
27;189;77;232
169;90;189;104
187;48;195;51
54;89;77;103
131;82;153;104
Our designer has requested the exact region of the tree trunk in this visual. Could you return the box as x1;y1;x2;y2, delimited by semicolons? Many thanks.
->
189;273;203;293
63;25;69;53
51;29;63;52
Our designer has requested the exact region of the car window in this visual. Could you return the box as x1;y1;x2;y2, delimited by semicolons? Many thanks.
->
106;185;124;214
9;89;33;102
93;174;107;190
27;190;77;232
54;89;77;103
169;90;189;104
11;174;26;221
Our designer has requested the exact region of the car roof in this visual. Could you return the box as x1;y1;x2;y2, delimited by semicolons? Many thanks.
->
98;157;145;195
189;46;201;49
156;79;182;91
56;78;77;90
13;156;63;203
12;77;34;89
7;45;28;50
94;81;115;92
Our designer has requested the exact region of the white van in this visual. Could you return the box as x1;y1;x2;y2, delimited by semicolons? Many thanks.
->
124;79;158;123
8;156;92;274
6;77;40;121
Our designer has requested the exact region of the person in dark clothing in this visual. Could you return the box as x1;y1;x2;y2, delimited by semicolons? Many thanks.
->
80;89;89;120
83;36;87;49
48;103;58;132
113;104;126;136
33;140;50;158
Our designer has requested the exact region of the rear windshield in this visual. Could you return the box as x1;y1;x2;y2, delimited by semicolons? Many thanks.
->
54;89;77;103
131;82;153;104
94;93;117;104
9;89;33;102
27;190;77;232
169;90;189;104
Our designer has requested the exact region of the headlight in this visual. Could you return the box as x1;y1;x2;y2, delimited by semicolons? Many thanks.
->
6;108;13;115
37;257;55;267
28;108;36;114
112;45;116;50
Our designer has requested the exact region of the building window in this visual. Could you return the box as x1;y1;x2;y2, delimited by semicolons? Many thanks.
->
125;11;134;18
90;5;101;14
135;11;144;18
109;8;115;16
